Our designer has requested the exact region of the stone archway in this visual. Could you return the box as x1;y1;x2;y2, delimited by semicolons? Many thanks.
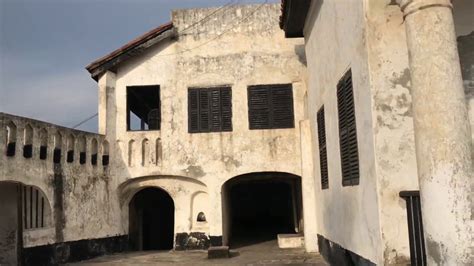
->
128;187;175;251
222;172;303;248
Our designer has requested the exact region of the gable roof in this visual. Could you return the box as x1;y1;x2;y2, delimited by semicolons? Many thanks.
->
86;22;175;81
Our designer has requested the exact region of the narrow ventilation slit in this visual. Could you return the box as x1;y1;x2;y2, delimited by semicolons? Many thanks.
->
102;155;109;166
91;154;98;165
79;152;86;165
6;142;16;157
67;150;74;163
53;148;61;164
39;146;47;160
23;144;33;158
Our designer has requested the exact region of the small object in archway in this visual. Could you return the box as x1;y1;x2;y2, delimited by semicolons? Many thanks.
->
197;212;206;222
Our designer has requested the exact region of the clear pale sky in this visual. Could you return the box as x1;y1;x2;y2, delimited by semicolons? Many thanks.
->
0;0;274;132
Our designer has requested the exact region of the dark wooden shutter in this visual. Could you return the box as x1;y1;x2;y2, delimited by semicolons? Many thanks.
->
248;86;271;129
317;106;328;189
271;85;294;129
337;70;360;186
220;87;232;131
210;88;222;132
199;90;211;132
188;89;199;133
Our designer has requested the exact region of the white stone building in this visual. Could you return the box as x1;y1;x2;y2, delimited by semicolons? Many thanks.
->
281;0;473;265
0;1;472;265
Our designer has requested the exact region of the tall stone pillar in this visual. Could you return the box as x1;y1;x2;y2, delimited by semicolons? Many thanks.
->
299;119;318;252
396;0;473;264
97;71;116;135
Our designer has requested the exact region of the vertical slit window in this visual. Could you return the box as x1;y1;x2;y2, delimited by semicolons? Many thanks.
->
337;70;360;186
39;129;48;160
6;121;17;157
23;124;33;158
317;106;329;190
188;87;232;133
102;140;109;166
67;135;75;163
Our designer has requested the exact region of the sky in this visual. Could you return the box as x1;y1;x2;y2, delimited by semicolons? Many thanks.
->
0;0;274;132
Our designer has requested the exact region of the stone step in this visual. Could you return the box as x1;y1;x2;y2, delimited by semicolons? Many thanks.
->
277;234;304;249
208;246;230;259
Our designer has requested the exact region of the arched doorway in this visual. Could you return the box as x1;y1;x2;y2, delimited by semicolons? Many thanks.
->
129;187;174;251
222;172;302;248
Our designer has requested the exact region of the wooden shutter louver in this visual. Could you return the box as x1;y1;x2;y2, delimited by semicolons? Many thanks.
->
188;89;200;133
188;87;232;133
317;106;328;190
248;87;271;129
248;84;294;129
220;87;233;131
199;90;211;132
337;70;360;186
272;85;295;129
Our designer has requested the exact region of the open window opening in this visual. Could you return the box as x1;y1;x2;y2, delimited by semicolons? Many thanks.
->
127;85;160;131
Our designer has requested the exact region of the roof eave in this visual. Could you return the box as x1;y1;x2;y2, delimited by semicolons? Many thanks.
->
86;22;175;81
280;0;312;38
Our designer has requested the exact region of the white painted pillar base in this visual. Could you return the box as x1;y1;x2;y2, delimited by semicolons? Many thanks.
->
397;0;473;264
299;120;318;253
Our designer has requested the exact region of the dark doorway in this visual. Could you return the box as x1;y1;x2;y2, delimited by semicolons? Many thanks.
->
129;187;174;251
223;173;302;248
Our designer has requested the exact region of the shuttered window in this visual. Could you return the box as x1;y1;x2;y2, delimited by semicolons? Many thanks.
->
337;70;360;186
317;106;328;190
248;84;294;129
188;87;232;133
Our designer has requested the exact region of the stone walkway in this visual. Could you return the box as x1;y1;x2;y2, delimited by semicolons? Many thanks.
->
70;240;328;265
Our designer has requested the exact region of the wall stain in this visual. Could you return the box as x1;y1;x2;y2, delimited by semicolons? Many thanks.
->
183;165;206;178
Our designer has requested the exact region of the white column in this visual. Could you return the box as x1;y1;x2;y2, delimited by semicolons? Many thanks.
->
299;119;318;252
97;71;116;135
397;0;473;264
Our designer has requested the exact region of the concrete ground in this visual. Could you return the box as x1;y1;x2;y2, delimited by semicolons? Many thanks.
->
69;240;328;265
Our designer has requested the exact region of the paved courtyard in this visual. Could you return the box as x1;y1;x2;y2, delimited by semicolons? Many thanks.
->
70;240;328;265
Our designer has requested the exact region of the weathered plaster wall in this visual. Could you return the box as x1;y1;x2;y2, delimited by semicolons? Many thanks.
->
0;182;19;265
365;1;419;264
303;0;382;263
104;3;307;247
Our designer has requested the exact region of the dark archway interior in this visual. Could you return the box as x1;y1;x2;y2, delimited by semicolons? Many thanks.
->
129;187;174;251
226;175;301;248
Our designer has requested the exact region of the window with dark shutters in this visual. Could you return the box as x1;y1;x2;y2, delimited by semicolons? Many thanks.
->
337;70;360;186
188;87;232;133
248;84;294;129
317;106;328;190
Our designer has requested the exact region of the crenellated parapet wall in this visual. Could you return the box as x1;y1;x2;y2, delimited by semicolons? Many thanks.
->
0;112;122;250
1;112;109;179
